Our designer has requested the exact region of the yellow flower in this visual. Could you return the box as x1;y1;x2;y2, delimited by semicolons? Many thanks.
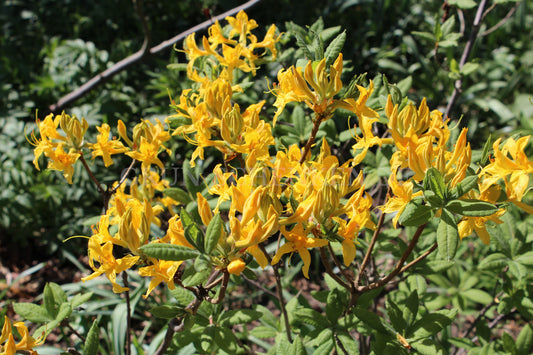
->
483;136;533;201
227;258;247;276
272;54;345;125
382;172;423;228
271;224;328;278
126;137;165;174
45;143;81;184
138;258;182;298
0;316;44;355
225;10;258;40
82;238;140;293
88;123;128;167
457;186;505;245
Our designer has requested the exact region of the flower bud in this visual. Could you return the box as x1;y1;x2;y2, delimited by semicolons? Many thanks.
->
227;258;246;276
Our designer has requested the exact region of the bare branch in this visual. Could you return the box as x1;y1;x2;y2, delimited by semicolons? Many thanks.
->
49;0;263;113
444;0;488;119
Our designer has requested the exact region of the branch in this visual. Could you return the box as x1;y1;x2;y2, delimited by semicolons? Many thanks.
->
354;206;387;287
259;243;292;342
480;2;520;37
356;223;428;293
49;0;263;113
444;0;488;119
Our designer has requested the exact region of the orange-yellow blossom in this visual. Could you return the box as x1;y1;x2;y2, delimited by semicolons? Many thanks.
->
271;224;328;278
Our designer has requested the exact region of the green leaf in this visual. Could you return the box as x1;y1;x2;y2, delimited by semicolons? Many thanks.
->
398;199;433;227
84;319;100;355
163;187;192;205
445;199;498;217
13;303;52;322
180;208;204;252
386;297;406;331
437;209;459;261
337;331;359;354
462;289;494;304
412;31;437;42
292;335;307;355
478;253;508;269
450;175;479;199
204;214;223;254
324;30;346;66
354;308;391;335
295;33;313;60
70;292;93;308
150;305;186;319
293;308;330;328
424;190;443;208
250;325;278;339
480;135;492;166
460;62;479;76
424;168;446;200
140;243;200;261
326;288;346;323
410;309;458;338
403;290;419;327
448;0;477;9
516;324;533;355
170;287;195;306
181;264;211;287
43;283;57;318
214;326;238;354
516;251;533;266
219;309;262;327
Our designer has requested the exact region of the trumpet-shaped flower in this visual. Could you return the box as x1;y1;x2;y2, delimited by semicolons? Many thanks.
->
138;258;182;298
82;238;140;293
271;224;329;278
88;123;128;167
0;316;44;355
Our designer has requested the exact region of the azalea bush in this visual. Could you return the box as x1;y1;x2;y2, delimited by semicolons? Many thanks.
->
4;4;533;355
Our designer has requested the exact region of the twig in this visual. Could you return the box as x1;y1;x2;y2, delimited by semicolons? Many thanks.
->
319;247;351;290
444;0;489;119
49;0;262;112
242;274;277;298
354;207;387;287
79;154;104;194
356;223;428;293
154;268;222;355
327;243;354;284
480;2;520;37
259;244;292;342
122;272;132;355
298;114;324;164
206;270;229;304
398;241;438;274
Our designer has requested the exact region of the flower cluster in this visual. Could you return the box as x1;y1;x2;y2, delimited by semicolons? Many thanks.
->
30;11;533;309
0;316;44;355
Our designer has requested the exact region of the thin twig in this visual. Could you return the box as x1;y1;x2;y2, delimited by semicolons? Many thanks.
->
354;207;387;287
356;223;428;293
259;244;292;342
444;0;489;119
298;114;323;164
206;271;229;304
79;155;104;194
49;0;262;112
480;2;520;37
122;272;132;355
319;247;351;290
242;274;277;298
327;243;354;284
398;241;438;274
